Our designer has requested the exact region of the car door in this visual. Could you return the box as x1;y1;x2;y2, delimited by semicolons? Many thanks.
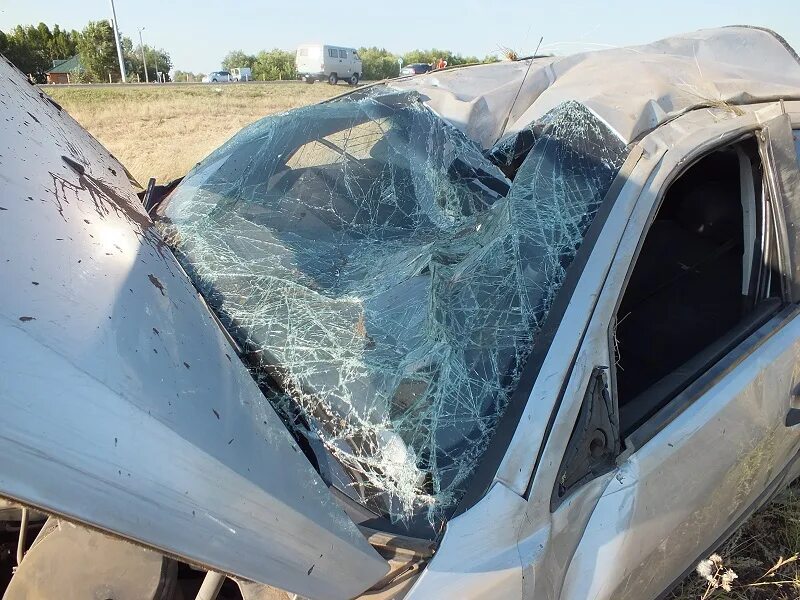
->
325;46;336;75
554;108;800;600
339;48;350;76
0;49;388;600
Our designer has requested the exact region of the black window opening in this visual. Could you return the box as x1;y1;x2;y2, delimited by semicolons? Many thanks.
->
614;138;784;437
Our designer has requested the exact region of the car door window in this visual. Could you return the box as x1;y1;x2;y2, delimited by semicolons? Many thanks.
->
614;136;784;436
328;48;337;58
339;49;347;59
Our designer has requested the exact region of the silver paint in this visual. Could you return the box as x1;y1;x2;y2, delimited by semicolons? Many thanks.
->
0;56;387;600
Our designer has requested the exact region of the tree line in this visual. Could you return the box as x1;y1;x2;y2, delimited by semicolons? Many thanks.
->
0;21;172;83
360;48;498;80
1;22;501;84
218;47;500;82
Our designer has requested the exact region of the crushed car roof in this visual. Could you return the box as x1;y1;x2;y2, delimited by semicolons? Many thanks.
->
390;26;800;147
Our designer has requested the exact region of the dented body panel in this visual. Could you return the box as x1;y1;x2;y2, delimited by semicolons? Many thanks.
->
0;56;388;599
559;310;800;600
407;101;800;599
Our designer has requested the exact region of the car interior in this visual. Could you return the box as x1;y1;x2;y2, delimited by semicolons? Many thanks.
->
614;138;785;436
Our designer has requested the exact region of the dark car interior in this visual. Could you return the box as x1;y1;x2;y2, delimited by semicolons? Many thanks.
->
614;139;784;436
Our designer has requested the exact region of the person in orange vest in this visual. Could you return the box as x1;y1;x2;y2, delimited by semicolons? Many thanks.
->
436;57;446;70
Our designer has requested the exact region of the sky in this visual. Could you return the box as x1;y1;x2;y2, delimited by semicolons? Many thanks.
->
1;0;798;74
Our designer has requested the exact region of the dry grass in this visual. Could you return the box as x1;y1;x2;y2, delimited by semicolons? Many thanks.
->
43;83;343;186
669;482;800;599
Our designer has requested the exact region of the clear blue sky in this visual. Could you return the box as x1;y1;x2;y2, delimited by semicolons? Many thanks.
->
1;0;798;73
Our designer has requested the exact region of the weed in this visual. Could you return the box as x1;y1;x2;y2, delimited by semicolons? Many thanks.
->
669;483;800;599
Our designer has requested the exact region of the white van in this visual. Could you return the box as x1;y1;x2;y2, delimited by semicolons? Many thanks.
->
296;44;362;85
230;67;252;82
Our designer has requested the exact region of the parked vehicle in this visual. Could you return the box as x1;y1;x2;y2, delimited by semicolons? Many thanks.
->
3;26;800;600
296;43;362;85
400;62;432;76
230;67;252;82
202;70;231;83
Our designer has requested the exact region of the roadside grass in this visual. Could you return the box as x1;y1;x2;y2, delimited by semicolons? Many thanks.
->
41;82;800;600
668;482;800;599
43;83;343;185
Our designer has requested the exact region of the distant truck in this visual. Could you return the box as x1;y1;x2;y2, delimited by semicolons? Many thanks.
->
230;67;252;82
296;44;362;85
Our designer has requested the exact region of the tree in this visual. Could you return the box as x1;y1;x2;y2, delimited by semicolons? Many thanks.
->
221;50;255;72
201;45;502;86
1;20;178;83
145;46;172;81
49;24;78;60
358;47;400;80
69;66;90;84
126;39;172;82
77;20;119;82
173;70;204;82
2;24;55;80
252;49;294;80
402;48;479;68
122;36;136;78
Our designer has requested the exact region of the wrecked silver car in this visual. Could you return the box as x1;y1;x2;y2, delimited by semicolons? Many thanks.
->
2;25;800;600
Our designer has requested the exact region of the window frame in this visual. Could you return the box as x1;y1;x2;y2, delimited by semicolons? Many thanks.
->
607;124;800;450
525;107;800;515
328;48;338;59
339;49;348;59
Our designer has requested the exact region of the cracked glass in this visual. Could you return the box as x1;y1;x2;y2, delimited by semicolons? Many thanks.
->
155;87;628;526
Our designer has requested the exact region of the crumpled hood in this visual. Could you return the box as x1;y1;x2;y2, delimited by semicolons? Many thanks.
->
0;56;388;600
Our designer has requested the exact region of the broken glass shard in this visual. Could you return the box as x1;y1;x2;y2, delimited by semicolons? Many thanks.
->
155;87;628;525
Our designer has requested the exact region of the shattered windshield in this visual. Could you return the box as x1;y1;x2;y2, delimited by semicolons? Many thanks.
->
155;87;627;526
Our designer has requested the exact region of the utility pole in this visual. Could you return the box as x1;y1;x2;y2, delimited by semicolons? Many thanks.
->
109;0;127;82
138;27;149;83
